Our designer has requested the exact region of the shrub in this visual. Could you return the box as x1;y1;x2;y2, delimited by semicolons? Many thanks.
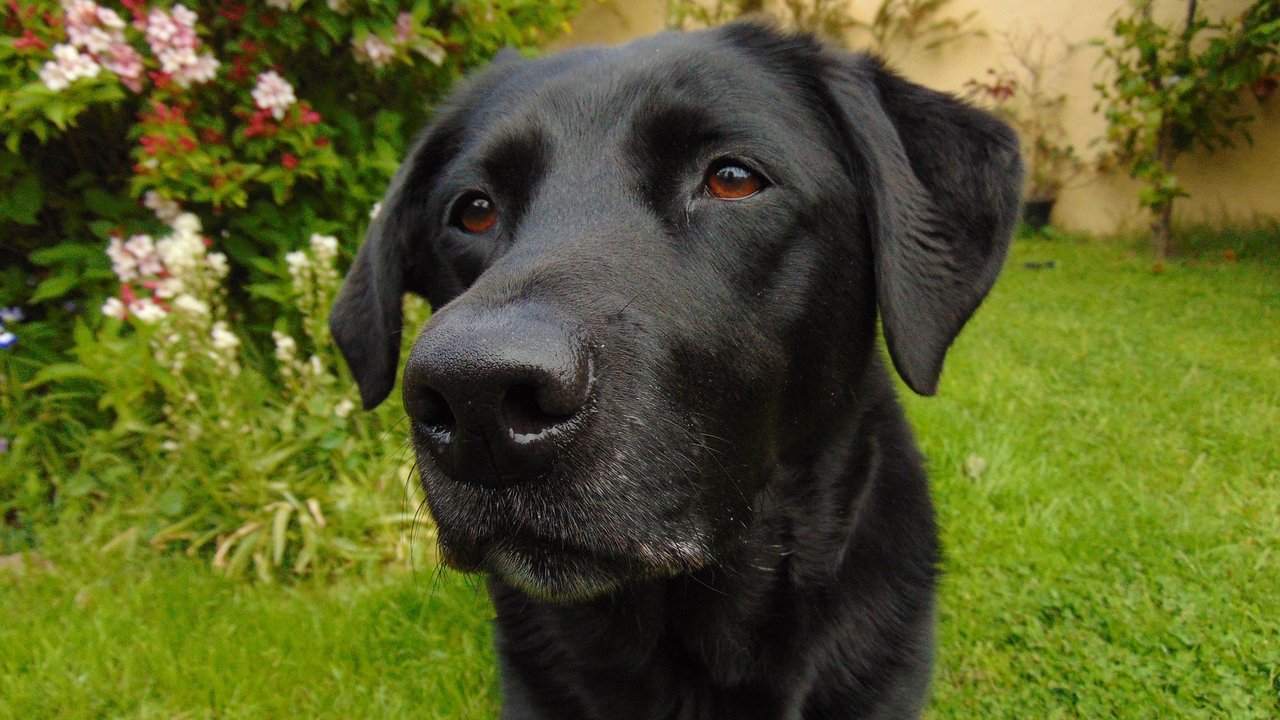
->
1093;0;1280;256
0;0;580;575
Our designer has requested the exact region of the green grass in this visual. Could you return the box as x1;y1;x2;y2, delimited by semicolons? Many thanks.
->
2;236;1277;718
0;539;501;720
915;237;1280;718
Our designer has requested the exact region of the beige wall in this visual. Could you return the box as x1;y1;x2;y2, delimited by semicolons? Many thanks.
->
557;0;1280;234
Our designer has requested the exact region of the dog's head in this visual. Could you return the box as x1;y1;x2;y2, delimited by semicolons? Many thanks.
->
330;25;1021;600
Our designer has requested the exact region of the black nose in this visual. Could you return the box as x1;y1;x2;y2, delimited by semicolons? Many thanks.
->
402;306;593;487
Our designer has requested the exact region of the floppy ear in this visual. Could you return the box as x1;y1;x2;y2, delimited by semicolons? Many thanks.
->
329;125;463;410
822;53;1023;395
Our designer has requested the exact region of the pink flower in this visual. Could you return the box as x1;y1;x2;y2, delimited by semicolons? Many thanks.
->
64;0;101;28
96;6;126;30
102;42;145;92
395;12;415;44
68;24;113;54
145;8;178;47
13;30;48;52
170;3;197;28
353;34;394;68
280;153;299;169
297;105;321;125
251;70;296;120
140;4;216;88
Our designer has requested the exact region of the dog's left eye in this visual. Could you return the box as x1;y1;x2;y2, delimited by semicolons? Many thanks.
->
705;162;765;200
452;192;498;234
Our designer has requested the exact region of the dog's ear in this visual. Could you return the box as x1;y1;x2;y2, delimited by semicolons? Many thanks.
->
329;123;463;410
823;53;1023;395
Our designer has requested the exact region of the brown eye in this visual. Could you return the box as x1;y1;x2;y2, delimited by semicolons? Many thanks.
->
454;193;497;234
705;162;764;200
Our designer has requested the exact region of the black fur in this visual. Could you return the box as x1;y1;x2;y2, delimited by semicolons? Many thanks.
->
330;23;1021;719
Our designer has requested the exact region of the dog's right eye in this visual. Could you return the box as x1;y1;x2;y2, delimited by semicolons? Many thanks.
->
452;192;498;234
705;161;765;200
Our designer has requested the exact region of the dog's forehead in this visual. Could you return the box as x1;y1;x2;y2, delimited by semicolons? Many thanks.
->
476;33;818;149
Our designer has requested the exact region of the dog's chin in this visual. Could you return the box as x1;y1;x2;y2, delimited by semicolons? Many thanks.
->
438;533;710;603
483;547;627;602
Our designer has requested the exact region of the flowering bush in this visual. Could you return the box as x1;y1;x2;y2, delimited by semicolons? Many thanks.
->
0;0;581;572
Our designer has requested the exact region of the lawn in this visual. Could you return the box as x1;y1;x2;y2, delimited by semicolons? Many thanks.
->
2;236;1277;719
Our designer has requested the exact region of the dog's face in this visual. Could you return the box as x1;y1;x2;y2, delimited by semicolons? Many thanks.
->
331;25;1021;601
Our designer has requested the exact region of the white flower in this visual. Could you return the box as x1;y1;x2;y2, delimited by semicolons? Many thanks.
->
272;331;297;362
285;251;310;274
39;63;70;92
158;45;197;74
101;297;127;319
172;212;201;236
129;299;167;324
106;236;139;282
326;0;349;13
156;232;205;275
205;253;229;279
266;0;291;9
416;41;447;67
172;294;209;315
307;355;324;376
153;277;185;299
144;191;182;224
309;233;338;261
180;53;219;85
123;233;155;260
40;44;101;91
251;70;296;121
210;321;240;351
333;399;356;419
369;201;382;219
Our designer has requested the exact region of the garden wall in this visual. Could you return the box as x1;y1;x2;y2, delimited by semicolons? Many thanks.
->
557;0;1279;235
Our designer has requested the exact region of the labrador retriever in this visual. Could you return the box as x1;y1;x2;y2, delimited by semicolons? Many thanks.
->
330;22;1021;720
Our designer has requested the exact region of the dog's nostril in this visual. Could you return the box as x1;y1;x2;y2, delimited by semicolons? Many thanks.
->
408;385;456;436
501;383;574;441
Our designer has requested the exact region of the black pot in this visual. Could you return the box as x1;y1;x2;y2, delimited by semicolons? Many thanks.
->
1021;198;1055;231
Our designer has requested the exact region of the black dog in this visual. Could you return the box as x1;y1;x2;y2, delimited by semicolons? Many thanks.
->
330;23;1020;720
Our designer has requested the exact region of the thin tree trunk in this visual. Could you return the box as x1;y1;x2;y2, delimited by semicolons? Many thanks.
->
1149;0;1199;257
1153;121;1177;258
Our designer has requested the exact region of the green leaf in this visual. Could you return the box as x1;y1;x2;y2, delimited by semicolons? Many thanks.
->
28;362;102;387
1;174;43;224
29;242;98;267
83;188;132;219
245;283;288;303
29;271;81;303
